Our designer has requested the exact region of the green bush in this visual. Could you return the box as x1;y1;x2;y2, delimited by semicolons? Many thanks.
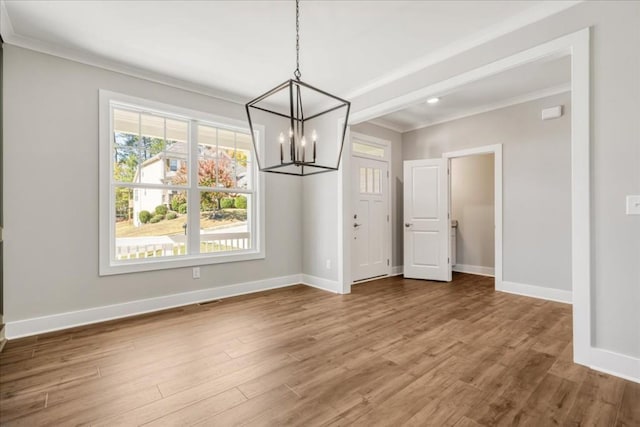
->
138;210;152;224
177;203;187;214
155;205;168;216
170;197;182;212
149;214;164;224
234;195;247;209
220;197;234;209
166;211;178;220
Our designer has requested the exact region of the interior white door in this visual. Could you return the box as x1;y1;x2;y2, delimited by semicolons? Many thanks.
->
352;156;389;282
403;159;451;281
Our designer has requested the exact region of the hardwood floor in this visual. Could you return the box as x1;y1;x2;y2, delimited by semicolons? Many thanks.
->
1;273;638;426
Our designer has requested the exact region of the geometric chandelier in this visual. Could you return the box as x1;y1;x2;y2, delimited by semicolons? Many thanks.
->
245;0;351;176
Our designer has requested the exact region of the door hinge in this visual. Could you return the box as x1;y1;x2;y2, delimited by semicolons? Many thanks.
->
387;214;390;222
448;257;450;264
387;170;390;178
387;259;390;266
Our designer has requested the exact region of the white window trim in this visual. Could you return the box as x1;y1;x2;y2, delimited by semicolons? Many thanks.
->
350;132;391;162
99;90;265;276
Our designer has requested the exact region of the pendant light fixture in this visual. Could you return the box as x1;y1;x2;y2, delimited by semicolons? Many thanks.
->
245;0;351;176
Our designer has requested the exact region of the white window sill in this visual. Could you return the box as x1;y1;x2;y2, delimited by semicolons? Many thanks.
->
99;250;265;276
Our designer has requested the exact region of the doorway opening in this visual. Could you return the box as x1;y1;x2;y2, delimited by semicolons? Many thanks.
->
350;132;391;283
444;145;502;288
450;154;495;277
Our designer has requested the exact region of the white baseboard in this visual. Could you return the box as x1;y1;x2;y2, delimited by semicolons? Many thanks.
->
5;274;304;339
453;264;495;277
301;274;340;294
497;280;572;304
391;265;404;276
589;347;640;384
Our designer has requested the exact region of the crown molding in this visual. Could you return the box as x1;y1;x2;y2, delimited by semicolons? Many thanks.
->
0;0;246;105
365;118;406;134
1;0;581;106
387;83;571;134
344;1;582;100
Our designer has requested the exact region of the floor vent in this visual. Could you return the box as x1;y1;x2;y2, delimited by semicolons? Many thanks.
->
198;299;222;306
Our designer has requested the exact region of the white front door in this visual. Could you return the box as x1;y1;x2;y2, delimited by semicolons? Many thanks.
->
352;156;389;282
403;159;451;281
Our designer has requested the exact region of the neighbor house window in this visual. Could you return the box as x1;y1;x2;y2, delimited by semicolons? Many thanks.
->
99;91;264;275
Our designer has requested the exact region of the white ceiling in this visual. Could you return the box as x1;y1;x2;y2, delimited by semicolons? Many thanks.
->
373;55;571;133
1;1;579;103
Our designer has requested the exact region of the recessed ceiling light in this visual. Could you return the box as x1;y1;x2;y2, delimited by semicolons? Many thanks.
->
427;97;440;104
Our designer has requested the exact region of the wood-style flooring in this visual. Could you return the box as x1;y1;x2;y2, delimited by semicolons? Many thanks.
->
1;273;638;426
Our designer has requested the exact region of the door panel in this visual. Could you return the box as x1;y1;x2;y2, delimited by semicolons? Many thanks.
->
412;166;439;219
404;159;451;281
413;232;440;266
352;156;389;282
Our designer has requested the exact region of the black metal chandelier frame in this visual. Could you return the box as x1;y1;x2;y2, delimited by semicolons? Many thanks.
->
245;0;351;177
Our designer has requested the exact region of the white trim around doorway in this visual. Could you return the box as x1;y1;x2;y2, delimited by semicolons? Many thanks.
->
350;132;393;281
443;144;503;290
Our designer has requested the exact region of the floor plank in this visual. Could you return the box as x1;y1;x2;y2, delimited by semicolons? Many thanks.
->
0;274;637;426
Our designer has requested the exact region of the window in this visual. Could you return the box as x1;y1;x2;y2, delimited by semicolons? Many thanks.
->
352;141;385;158
99;91;264;275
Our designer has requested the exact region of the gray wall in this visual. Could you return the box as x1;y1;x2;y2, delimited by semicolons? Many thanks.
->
2;46;302;322
350;122;403;268
451;154;495;270
404;93;572;292
354;1;639;357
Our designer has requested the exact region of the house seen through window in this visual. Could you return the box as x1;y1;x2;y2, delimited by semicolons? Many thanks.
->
104;97;262;274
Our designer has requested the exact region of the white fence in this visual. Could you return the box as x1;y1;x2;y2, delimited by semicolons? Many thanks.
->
115;232;250;260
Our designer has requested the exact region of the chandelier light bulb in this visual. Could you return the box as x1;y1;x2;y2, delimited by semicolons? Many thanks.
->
279;132;285;144
301;136;306;147
312;130;317;142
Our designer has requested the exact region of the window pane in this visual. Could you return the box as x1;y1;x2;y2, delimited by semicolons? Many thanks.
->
353;141;385;158
115;187;187;260
165;138;188;187
374;169;381;194
234;146;251;189
218;129;236;189
166;119;188;143
199;191;250;253
141;114;165;140
114;131;139;149
359;167;366;193
367;168;374;193
113;147;140;183
138;145;166;185
198;124;219;188
113;109;139;135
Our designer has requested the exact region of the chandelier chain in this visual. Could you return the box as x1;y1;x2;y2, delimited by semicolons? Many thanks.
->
294;0;301;80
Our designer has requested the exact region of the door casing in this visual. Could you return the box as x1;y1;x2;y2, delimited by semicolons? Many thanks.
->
350;132;392;283
443;145;502;289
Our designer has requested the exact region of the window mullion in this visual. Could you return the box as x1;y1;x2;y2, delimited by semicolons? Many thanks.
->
187;120;200;256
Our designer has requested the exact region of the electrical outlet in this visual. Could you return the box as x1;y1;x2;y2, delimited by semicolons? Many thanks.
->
326;259;331;269
193;267;200;279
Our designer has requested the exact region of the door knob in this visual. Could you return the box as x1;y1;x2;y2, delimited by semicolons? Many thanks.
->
405;223;412;228
354;223;362;228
